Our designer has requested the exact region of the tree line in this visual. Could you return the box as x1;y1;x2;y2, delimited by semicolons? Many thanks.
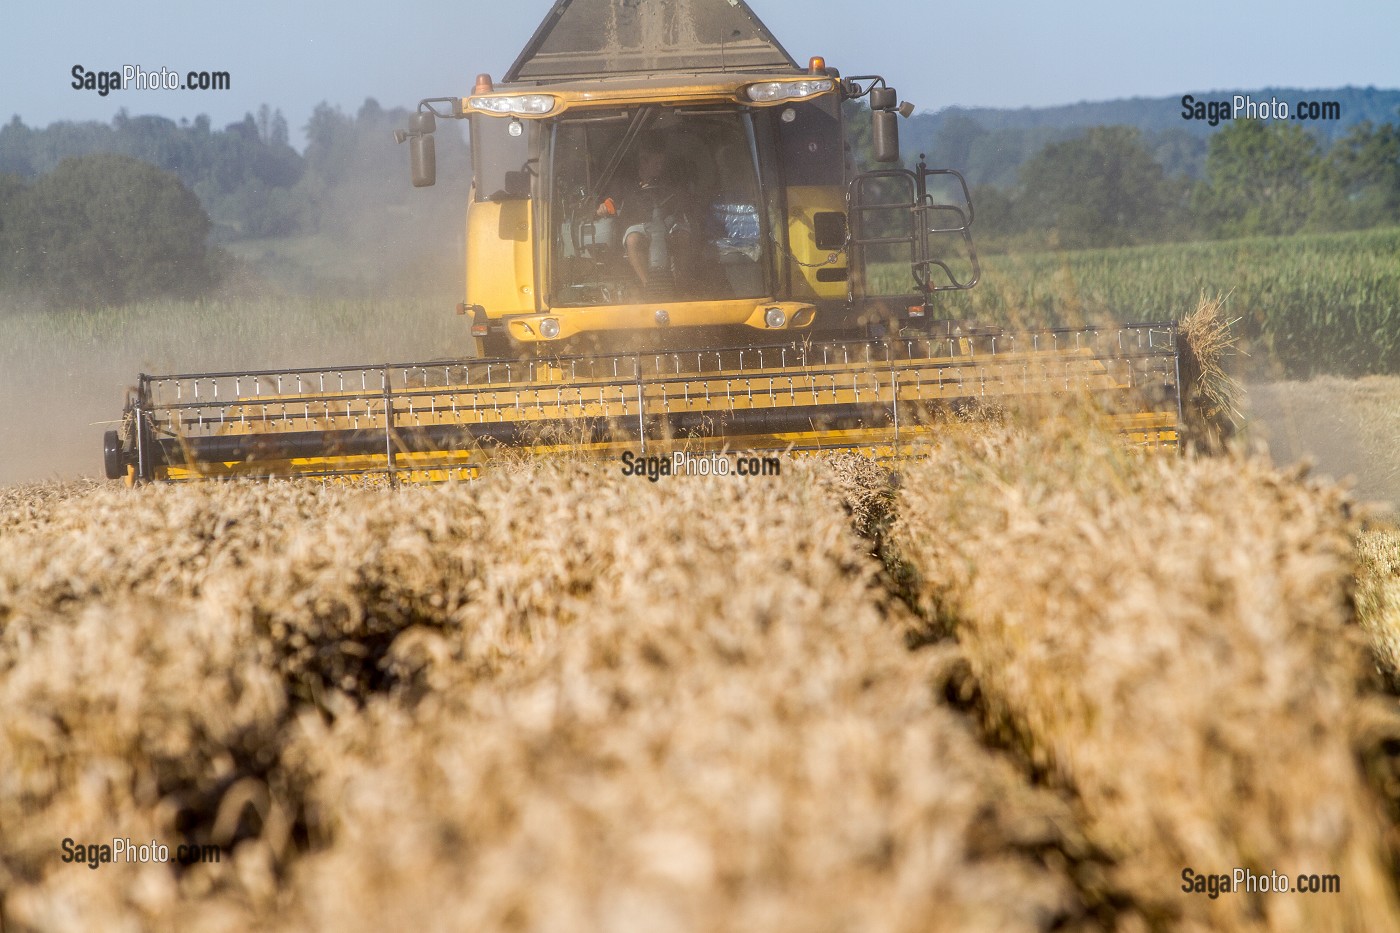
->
1;98;1395;307
901;86;1400;187
966;117;1400;251
0;101;469;307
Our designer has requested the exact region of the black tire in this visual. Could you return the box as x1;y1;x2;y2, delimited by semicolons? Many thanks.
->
103;430;125;480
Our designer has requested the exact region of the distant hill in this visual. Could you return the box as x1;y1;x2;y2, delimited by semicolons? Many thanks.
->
903;86;1400;187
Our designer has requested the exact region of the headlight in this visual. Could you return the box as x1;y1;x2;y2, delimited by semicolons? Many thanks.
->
539;318;561;339
764;307;786;328
468;94;556;115
744;79;835;103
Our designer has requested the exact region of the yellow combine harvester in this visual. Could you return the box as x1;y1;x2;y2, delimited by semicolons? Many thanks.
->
103;0;1185;483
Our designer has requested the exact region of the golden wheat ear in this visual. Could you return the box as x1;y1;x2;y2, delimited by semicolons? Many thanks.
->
1178;291;1244;455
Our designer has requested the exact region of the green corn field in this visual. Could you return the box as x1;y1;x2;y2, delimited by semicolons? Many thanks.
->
935;226;1400;378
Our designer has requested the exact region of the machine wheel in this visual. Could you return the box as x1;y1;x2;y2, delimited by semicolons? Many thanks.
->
103;430;125;480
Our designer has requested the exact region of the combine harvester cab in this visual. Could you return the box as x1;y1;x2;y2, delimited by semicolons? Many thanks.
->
103;0;1187;483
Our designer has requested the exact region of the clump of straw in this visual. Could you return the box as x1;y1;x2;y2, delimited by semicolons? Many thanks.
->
1179;292;1244;454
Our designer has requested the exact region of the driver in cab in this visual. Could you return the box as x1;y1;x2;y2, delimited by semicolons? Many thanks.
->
597;144;693;292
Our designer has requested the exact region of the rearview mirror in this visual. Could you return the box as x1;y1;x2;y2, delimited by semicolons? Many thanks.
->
873;110;899;163
411;135;436;187
400;111;437;187
869;86;900;163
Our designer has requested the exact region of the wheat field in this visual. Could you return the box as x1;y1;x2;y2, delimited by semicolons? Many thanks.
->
3;420;1400;931
3;272;1399;933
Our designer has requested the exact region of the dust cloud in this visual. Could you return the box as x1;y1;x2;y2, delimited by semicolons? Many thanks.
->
1244;376;1400;514
0;110;476;486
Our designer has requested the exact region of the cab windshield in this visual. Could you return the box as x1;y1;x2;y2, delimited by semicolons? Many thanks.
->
548;108;769;306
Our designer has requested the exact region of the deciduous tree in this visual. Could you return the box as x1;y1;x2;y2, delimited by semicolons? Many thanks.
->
4;153;216;306
1193;119;1323;238
1016;126;1172;249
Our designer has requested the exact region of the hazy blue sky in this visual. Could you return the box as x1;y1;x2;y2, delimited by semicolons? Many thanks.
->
4;0;1398;144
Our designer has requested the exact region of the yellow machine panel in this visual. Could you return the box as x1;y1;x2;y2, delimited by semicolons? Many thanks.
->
465;198;536;317
784;185;848;302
